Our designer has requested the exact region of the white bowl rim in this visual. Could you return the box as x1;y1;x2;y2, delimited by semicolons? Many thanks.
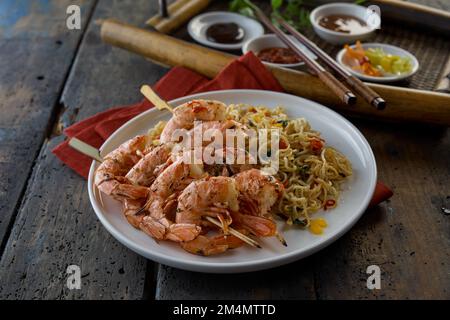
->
336;42;419;82
87;89;377;273
242;34;309;68
187;11;264;50
310;2;380;37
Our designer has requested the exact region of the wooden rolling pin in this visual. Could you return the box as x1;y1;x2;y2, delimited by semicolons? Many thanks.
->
101;19;450;126
146;0;211;34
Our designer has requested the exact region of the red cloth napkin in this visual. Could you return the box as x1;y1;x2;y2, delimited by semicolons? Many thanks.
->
53;52;392;207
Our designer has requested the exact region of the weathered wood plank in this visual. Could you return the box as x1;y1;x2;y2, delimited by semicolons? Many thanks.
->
0;0;168;299
0;0;97;252
156;259;317;300
0;137;149;299
312;120;450;299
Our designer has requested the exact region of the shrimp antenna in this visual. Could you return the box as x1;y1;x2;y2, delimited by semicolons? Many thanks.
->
276;232;288;247
140;85;174;113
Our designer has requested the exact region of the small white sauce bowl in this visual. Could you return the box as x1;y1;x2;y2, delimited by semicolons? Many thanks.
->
310;3;379;45
188;11;264;50
242;34;317;68
336;42;419;83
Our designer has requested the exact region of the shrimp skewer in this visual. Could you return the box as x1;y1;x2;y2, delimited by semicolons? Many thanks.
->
70;136;259;251
176;176;269;255
126;143;173;187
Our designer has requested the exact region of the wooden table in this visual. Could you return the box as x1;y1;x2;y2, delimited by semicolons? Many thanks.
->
0;0;449;300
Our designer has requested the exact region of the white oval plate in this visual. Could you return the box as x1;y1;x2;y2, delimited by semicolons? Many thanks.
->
88;90;377;273
187;11;264;50
336;43;419;83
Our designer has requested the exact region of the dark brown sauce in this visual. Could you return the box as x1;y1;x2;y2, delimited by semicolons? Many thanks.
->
206;22;244;44
257;47;302;64
318;14;370;34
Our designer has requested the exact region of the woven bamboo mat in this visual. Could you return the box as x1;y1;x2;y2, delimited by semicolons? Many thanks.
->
410;0;450;11
304;0;450;91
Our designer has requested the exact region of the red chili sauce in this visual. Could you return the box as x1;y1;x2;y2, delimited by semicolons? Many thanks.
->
256;47;302;64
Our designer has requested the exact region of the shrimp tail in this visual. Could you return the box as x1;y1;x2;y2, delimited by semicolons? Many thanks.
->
233;213;277;237
180;234;242;256
139;216;201;242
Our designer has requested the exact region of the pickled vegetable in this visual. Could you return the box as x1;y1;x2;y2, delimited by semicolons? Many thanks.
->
343;41;413;77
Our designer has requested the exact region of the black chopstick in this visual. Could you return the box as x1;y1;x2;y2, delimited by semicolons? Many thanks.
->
275;16;386;110
159;0;169;18
247;2;356;105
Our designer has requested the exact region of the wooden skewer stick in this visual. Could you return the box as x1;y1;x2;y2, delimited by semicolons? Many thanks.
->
204;216;262;249
69;138;103;162
140;85;174;113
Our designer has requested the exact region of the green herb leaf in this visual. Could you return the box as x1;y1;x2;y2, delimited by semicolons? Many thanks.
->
293;218;308;227
298;164;309;178
272;0;283;10
239;7;255;18
277;120;289;127
229;0;311;31
229;0;254;17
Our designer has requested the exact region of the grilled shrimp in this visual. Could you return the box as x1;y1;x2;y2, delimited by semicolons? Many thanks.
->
234;169;284;218
94;135;149;201
145;154;205;216
204;146;257;177
175;177;241;255
176;176;239;226
176;176;268;255
123;198;146;228
180;233;244;256
160;100;226;143
232;169;284;237
138;154;205;242
180;119;251;151
126;143;173;186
